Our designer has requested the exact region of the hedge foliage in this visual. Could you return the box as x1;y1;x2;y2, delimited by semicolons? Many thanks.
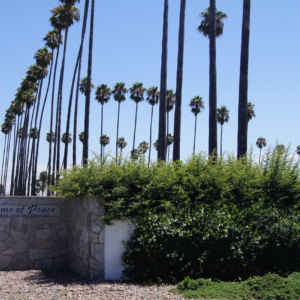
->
53;147;300;283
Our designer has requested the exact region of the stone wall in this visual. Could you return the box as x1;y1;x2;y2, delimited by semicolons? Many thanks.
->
0;197;68;271
68;196;105;280
0;196;133;281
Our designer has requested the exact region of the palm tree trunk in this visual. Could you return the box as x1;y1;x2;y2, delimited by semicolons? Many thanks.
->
63;57;79;169
83;0;95;165
173;0;186;161
116;102;121;160
9;117;20;195
33;60;54;195
132;102;138;151
220;124;223;156
259;148;262;163
64;0;90;168
193;114;197;154
48;45;60;193
0;134;7;195
148;105;154;166
100;104;103;159
237;0;251;158
208;0;218;157
158;0;168;161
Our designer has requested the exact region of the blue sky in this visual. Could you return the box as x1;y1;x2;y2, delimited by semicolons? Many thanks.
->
0;0;300;183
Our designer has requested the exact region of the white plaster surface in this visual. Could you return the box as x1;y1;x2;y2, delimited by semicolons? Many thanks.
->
104;220;134;280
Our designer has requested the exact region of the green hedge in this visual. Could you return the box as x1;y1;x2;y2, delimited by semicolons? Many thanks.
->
53;147;300;283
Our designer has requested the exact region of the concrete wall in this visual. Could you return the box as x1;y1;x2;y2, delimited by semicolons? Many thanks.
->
104;220;134;280
0;197;68;271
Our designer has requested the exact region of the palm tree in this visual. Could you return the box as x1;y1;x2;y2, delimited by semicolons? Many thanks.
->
138;141;149;155
61;132;72;143
79;76;95;95
190;96;205;154
72;0;90;167
79;131;84;144
247;102;255;122
46;132;56;143
167;133;174;162
112;82;128;160
237;0;251;158
146;86;159;165
173;0;187;162
256;137;266;163
44;29;63;192
154;140;159;151
296;145;300;162
216;105;229;155
50;4;80;180
198;5;227;156
117;137;128;154
197;7;227;37
83;0;95;165
166;89;176;140
99;134;110;158
95;84;111;159
129;82;146;151
158;0;169;161
130;149;139;161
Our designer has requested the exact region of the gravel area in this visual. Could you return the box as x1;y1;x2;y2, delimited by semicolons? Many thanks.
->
0;269;190;300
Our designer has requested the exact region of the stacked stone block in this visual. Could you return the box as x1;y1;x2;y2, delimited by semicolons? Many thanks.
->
0;197;68;271
68;196;105;280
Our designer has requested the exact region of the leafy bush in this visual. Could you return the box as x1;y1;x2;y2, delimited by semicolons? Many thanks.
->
176;273;300;300
52;147;300;283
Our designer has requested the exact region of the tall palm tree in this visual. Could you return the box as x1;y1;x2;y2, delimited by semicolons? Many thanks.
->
158;0;168;161
216;105;229;155
95;84;111;159
117;137;128;154
173;0;186;162
154;140;159;151
79;131;84;144
99;134;110;158
129;82;146;151
50;4;80;177
112;82;128;160
146;86;159;165
83;0;95;165
44;29;63;192
256;137;266;163
198;5;227;157
190;96;205;154
237;0;251;158
73;0;90;166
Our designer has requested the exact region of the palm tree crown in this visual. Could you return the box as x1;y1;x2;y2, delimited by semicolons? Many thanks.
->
190;96;205;116
117;137;128;151
43;29;63;50
256;137;266;149
247;102;256;122
197;7;227;37
112;82;128;103
79;77;94;96
95;84;111;105
129;82;146;104
61;132;72;143
146;86;160;106
216;105;229;125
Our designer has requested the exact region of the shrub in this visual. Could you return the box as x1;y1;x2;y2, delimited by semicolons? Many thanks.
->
52;147;300;283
